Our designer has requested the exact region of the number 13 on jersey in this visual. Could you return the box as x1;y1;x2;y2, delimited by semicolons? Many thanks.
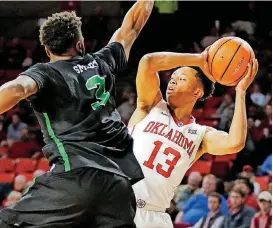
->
143;141;181;178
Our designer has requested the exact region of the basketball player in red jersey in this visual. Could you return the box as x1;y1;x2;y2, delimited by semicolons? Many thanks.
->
128;49;258;227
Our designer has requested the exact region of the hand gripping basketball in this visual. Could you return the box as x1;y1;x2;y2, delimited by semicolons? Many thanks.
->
199;47;216;83
236;58;258;92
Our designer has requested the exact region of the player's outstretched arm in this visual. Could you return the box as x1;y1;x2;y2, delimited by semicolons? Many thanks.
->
109;0;154;59
199;59;259;156
0;76;37;114
128;51;209;127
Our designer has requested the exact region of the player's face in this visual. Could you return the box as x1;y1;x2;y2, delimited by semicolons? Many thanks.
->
166;67;202;107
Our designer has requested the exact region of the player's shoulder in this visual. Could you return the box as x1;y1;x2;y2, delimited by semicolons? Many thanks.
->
154;99;168;111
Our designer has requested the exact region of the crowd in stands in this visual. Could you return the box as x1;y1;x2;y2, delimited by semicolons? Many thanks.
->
0;1;271;227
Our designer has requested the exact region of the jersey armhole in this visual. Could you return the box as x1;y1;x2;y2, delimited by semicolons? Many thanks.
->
188;125;207;168
128;98;167;130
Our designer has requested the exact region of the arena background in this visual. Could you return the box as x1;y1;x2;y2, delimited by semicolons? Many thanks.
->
0;1;272;227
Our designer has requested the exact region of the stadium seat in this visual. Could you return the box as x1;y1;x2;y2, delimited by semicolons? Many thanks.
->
188;161;212;175
0;147;9;156
0;173;15;183
214;154;237;162
192;109;203;119
197;120;218;127
211;161;230;179
0;158;15;173
204;97;223;109
254;176;270;191
21;173;34;182
15;158;37;174
174;223;192;228
37;158;50;171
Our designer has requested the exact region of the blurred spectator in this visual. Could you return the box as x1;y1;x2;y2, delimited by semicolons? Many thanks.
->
240;165;261;194
222;189;256;228
234;177;259;211
7;114;27;141
200;26;219;48
221;24;236;37
175;174;228;225
213;94;235;130
250;191;272;228
245;118;257;153
250;83;266;106
22;49;33;70
248;117;263;143
33;169;46;178
268;182;272;194
174;172;202;208
0;120;6;143
13;175;27;193
261;104;272;128
258;155;272;176
166;199;179;222
216;178;225;196
23;181;33;193
8;128;41;158
0;183;12;207
192;192;225;228
3;37;25;69
117;87;136;123
3;191;22;207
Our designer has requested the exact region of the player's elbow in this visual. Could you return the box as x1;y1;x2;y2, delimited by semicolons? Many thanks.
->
227;141;245;153
140;53;158;72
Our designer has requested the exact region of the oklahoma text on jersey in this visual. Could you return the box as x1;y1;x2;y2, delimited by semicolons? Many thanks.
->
144;121;196;157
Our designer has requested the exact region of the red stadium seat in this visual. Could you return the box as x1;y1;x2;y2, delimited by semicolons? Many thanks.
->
192;109;203;119
188;161;212;175
204;97;223;109
0;173;15;183
211;161;230;179
215;154;237;162
15;158;37;174
37;158;50;171
0;158;15;173
174;223;192;228
0;147;9;156
254;176;270;191
21;173;34;182
197;120;218;127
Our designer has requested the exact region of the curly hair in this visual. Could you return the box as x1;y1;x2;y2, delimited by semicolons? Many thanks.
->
190;66;215;101
39;11;82;55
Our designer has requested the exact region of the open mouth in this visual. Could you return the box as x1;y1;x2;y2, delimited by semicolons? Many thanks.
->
167;87;175;94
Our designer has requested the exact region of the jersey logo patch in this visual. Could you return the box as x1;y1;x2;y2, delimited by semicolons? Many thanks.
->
136;199;146;208
188;129;197;135
161;112;169;117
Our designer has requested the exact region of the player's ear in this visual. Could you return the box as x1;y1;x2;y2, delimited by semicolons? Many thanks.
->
44;46;51;58
193;88;204;100
76;41;85;56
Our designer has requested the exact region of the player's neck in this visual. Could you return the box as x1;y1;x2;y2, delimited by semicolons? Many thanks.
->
170;102;195;122
50;55;73;62
49;49;79;62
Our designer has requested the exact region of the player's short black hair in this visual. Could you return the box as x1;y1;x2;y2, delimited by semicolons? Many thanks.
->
39;11;82;55
190;66;215;101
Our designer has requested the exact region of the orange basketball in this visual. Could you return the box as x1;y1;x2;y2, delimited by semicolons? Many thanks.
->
207;37;255;86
